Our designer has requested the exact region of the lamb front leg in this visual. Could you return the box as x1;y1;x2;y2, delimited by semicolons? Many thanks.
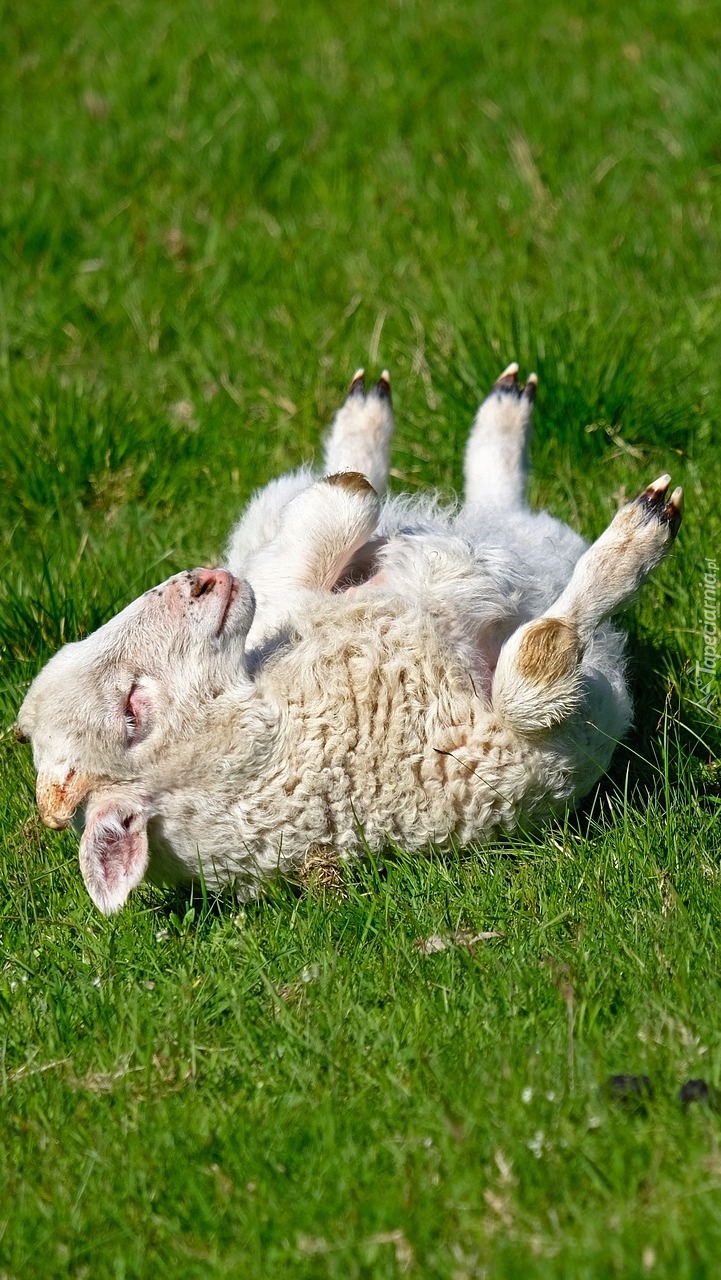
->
322;370;394;495
492;476;683;730
225;467;317;577
244;471;381;645
226;370;394;576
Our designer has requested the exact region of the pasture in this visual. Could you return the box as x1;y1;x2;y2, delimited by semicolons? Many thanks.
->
1;0;720;1274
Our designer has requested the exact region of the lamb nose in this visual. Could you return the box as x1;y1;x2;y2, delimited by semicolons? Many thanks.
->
189;568;218;598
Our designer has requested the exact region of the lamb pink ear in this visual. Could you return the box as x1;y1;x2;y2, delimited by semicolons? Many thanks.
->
78;801;150;915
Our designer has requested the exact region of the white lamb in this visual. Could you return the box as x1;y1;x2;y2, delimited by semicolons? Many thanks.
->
15;363;683;914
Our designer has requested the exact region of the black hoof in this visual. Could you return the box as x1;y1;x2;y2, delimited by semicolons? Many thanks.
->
348;369;365;399
494;362;520;394
494;363;537;402
636;476;684;536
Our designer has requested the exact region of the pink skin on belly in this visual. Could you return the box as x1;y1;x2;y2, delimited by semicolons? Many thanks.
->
340;569;388;598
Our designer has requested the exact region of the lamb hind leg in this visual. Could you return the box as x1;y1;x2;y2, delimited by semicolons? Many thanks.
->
492;476;683;731
544;474;683;643
463;363;537;511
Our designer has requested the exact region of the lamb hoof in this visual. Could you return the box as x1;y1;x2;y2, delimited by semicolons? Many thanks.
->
635;475;684;537
494;361;519;392
348;369;365;398
494;362;537;401
373;369;391;401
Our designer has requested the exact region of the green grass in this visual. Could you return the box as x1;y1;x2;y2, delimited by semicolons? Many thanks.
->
1;0;720;1274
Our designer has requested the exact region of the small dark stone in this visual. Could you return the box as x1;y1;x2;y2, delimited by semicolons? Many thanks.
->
605;1074;653;1108
679;1078;717;1107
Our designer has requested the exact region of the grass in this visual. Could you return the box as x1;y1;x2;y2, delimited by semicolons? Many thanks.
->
1;0;720;1274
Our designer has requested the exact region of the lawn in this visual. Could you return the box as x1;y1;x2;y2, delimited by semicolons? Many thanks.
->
1;0;720;1274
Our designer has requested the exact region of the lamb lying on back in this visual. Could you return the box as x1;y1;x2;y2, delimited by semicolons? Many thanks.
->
16;363;683;913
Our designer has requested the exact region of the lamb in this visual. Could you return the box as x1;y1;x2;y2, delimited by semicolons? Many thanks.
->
15;363;683;914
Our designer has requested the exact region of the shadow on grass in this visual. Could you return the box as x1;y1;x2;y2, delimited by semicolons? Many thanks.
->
612;623;719;793
558;624;721;861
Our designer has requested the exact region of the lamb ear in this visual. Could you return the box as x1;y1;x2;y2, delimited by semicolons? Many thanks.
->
78;801;150;915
